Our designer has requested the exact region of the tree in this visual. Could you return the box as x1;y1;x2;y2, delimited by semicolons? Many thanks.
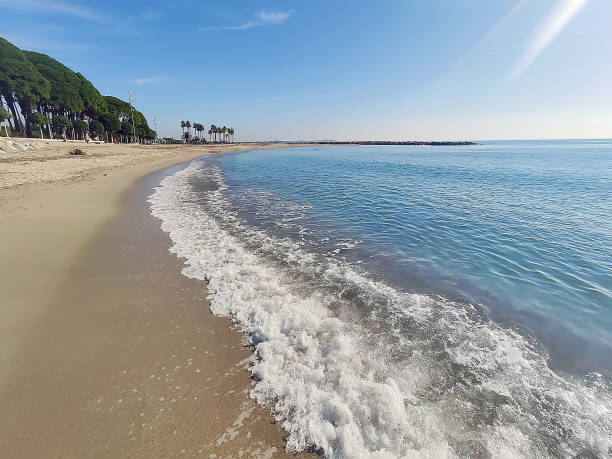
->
24;51;84;120
0;37;50;135
182;131;191;143
193;122;205;141
0;37;156;142
89;119;104;140
143;126;156;143
27;112;51;139
101;114;121;141
76;73;107;119
0;105;11;137
180;120;185;137
74;119;88;139
104;96;150;143
52;115;72;139
120;120;134;142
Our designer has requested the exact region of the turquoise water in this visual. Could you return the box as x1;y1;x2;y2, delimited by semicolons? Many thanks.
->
151;140;612;456
216;140;612;377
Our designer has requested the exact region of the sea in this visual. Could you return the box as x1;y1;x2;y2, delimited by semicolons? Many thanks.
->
149;140;612;458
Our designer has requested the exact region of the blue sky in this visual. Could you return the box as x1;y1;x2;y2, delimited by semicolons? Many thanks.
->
1;0;611;140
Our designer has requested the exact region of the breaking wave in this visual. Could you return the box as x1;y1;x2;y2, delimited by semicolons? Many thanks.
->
149;160;611;458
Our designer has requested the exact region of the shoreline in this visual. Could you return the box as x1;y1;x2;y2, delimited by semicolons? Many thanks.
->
0;141;310;456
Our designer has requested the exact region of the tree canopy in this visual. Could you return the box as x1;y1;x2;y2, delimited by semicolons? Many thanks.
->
0;37;50;133
0;36;155;142
23;51;84;115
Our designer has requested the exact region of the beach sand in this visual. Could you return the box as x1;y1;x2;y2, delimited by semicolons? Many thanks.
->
0;140;307;457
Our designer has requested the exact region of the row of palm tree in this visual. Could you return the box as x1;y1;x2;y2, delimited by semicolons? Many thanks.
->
179;120;235;144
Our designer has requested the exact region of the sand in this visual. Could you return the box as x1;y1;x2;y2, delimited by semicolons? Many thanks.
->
0;139;309;457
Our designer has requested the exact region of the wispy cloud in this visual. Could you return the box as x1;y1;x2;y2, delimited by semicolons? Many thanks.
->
511;0;589;78
255;11;292;24
0;0;108;23
131;75;165;85
200;9;294;31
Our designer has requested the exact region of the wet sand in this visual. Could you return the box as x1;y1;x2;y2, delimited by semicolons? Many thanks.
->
0;143;307;457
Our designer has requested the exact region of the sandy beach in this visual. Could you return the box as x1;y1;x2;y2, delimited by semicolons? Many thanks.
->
0;139;307;457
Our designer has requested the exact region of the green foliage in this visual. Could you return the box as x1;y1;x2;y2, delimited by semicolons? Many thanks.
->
101;114;121;134
105;95;130;119
104;95;148;127
27;111;51;126
1;36;158;143
52;115;72;129
75;119;88;133
120;120;134;136
0;105;11;122
89;119;104;136
76;73;107;118
24;51;84;115
0;37;50;113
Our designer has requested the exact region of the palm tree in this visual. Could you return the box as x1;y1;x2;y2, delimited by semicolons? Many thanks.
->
197;123;205;141
221;126;227;143
229;127;234;143
180;120;186;137
208;126;212;142
185;121;191;138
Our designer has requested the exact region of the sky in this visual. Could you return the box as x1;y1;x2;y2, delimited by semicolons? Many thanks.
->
1;0;611;141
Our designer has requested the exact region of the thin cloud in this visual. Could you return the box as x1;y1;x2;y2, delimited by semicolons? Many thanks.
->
200;9;294;31
131;75;165;85
0;0;108;23
255;11;292;23
511;0;589;78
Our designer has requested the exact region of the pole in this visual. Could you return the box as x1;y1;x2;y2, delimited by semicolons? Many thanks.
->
128;91;136;144
153;112;158;143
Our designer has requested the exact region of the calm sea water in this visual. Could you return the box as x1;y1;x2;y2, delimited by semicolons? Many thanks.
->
218;140;612;376
150;139;612;457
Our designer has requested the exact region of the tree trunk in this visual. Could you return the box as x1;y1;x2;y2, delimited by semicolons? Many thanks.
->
7;96;22;132
40;126;44;139
47;124;53;139
17;100;33;138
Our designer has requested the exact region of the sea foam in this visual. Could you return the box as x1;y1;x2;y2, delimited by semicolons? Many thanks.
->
149;160;611;458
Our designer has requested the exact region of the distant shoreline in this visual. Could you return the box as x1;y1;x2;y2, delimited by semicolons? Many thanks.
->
263;140;479;146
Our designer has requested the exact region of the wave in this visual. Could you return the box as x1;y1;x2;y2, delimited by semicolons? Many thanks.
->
149;159;611;458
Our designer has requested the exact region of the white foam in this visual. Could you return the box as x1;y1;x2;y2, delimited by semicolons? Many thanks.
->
149;160;612;458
